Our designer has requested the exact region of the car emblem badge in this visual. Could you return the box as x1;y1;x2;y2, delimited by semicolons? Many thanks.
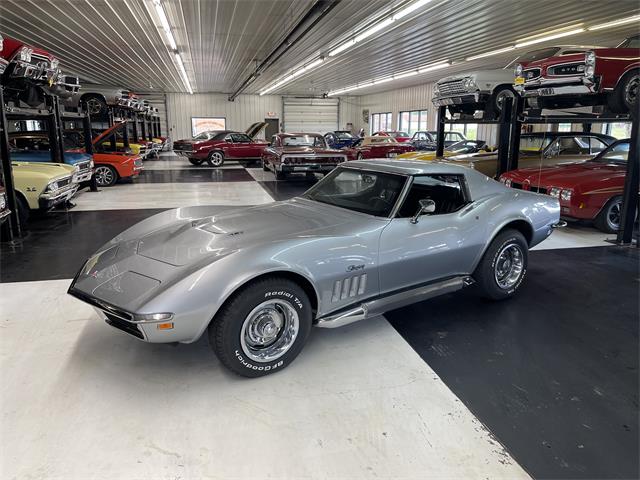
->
347;264;365;272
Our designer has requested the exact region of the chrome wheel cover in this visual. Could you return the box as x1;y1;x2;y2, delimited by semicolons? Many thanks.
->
86;98;103;115
624;74;639;107
240;299;299;363
209;152;224;167
606;199;622;231
94;166;114;186
496;89;515;110
494;243;524;289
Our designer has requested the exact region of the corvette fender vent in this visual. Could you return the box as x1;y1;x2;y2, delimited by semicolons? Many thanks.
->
332;274;367;302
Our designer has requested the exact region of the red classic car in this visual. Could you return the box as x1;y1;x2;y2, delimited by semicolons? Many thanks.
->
0;35;80;104
173;122;268;167
343;136;415;160
499;139;631;233
261;133;347;180
515;36;640;113
373;131;412;143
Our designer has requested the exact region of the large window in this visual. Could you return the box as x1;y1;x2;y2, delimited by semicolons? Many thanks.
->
398;110;428;134
557;123;572;132
449;123;478;140
371;112;392;134
605;122;632;139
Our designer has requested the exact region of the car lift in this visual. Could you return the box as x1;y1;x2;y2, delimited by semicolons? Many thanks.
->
435;97;638;246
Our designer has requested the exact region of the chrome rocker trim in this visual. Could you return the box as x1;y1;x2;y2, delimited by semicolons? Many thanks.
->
316;275;474;328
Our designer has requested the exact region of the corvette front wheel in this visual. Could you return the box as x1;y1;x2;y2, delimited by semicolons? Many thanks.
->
209;277;312;377
474;229;528;300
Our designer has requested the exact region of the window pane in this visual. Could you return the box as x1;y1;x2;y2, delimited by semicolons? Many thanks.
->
409;111;419;135
399;111;410;132
465;124;478;140
372;114;379;134
419;111;428;130
606;122;632;139
558;123;571;132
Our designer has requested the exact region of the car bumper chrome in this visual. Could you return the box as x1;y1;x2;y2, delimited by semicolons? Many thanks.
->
432;92;490;107
38;184;78;210
279;164;339;173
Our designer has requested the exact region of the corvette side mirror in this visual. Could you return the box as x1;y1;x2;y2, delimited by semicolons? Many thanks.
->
410;199;436;224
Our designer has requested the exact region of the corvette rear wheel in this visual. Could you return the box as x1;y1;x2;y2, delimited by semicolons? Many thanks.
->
474;229;528;300
207;151;225;167
209;277;312;377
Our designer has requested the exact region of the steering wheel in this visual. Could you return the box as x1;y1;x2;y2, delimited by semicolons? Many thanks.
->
367;195;392;211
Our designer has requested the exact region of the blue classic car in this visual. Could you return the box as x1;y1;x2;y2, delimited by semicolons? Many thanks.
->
9;132;94;183
324;130;360;149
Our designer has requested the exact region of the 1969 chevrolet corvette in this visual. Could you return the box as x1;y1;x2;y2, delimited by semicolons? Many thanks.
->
68;160;561;377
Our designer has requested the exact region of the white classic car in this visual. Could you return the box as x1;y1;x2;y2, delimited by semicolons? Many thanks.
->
432;69;517;119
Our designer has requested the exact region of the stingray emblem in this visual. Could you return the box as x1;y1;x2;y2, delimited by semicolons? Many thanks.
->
347;264;365;272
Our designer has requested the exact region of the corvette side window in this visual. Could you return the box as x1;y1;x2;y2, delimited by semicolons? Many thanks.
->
397;175;467;217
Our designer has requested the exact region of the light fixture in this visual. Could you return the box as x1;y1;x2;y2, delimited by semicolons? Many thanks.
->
175;53;193;94
259;58;326;95
466;46;516;61
153;0;177;50
588;15;640;30
515;27;585;48
327;60;451;96
328;0;434;57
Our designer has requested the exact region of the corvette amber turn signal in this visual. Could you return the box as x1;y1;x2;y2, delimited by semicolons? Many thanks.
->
157;322;174;330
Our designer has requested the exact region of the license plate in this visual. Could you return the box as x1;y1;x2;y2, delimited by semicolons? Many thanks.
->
387;152;397;158
514;76;525;85
539;88;555;95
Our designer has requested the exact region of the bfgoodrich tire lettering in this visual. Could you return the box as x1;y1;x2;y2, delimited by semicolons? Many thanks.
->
209;277;312;377
474;229;528;300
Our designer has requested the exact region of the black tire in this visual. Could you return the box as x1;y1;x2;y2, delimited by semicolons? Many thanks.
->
209;277;313;378
474;229;528;301
262;158;269;171
188;158;204;166
486;86;517;120
207;151;225;167
94;164;119;187
15;194;29;226
357;153;364;160
81;93;107;116
595;196;623;233
275;170;287;180
608;69;639;114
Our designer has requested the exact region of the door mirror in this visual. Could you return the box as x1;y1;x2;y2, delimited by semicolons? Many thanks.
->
410;199;436;224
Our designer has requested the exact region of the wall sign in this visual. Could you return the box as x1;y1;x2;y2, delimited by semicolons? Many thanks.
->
191;117;226;136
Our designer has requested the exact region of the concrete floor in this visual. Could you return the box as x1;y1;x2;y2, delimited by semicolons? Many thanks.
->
1;280;529;480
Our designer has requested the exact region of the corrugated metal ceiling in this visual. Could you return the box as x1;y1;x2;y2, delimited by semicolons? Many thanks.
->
0;0;638;96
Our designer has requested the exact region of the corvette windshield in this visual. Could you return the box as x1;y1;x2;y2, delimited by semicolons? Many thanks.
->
282;135;326;148
303;167;406;217
590;140;629;164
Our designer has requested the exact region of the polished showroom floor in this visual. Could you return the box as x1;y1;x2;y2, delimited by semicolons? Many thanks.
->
1;153;638;480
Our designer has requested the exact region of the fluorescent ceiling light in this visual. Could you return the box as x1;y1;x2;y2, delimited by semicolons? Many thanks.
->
259;58;325;95
588;15;640;30
174;53;192;94
355;18;395;43
515;28;585;48
373;77;393;84
417;61;450;73
329;40;355;57
393;0;433;20
328;0;433;57
466;46;516;61
154;0;177;51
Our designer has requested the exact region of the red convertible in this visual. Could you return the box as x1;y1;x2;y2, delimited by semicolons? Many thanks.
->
499;139;631;233
173;122;268;167
515;35;639;113
262;133;347;180
343;136;415;160
373;131;412;143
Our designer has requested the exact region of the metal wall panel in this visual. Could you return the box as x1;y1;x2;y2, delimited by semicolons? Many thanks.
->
165;93;282;140
283;97;339;133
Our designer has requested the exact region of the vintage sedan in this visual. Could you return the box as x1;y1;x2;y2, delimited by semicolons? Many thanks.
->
515;36;639;113
373;131;412;143
410;131;437;151
342;136;415;160
64;84;136;116
499;139;632;233
324;130;359;149
173;122;268;167
433;69;517;119
262;132;347;179
68;159;561;377
400;132;615;178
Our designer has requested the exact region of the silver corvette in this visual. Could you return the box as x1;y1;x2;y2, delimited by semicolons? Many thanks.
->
69;160;561;377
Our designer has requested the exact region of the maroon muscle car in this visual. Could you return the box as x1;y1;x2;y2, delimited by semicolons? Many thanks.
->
342;136;415;160
515;35;640;113
173;122;268;167
261;133;348;180
499;139;632;233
